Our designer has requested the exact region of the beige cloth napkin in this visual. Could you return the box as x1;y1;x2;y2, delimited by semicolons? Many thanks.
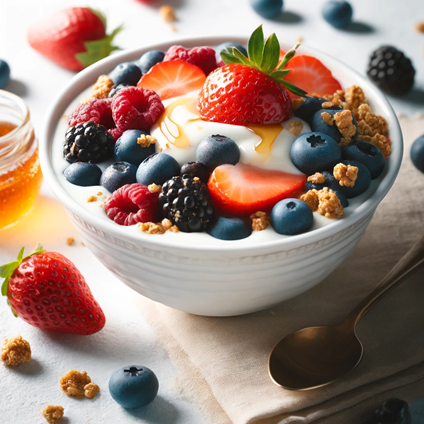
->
139;115;424;424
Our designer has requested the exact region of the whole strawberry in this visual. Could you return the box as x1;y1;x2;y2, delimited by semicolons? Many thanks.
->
27;8;122;71
197;26;306;126
0;245;105;335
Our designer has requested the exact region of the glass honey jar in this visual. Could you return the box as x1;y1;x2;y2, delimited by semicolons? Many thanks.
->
0;90;43;229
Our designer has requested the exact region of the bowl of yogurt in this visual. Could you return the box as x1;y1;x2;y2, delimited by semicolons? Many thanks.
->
40;36;402;316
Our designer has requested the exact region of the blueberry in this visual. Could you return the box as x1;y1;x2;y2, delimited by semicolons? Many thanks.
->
290;132;342;175
207;217;252;241
322;0;353;28
310;109;357;143
215;42;248;63
250;0;283;19
342;141;386;179
371;398;410;424
109;62;142;86
196;135;240;172
294;96;341;123
64;162;102;187
139;50;165;74
411;134;424;173
0;59;10;89
109;365;159;409
180;162;210;183
101;161;137;193
305;171;349;207
109;83;130;98
136;152;180;186
337;160;371;198
115;130;155;167
270;199;313;236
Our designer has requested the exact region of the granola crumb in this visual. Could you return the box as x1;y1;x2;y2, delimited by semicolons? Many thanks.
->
250;211;270;231
66;237;75;246
321;111;334;126
339;137;353;148
60;370;92;398
300;190;319;212
1;336;31;366
269;310;275;316
322;101;335;109
292;98;304;111
137;218;173;235
363;133;392;158
84;382;100;399
137;134;157;148
415;22;424;33
82;75;114;103
334;110;356;141
333;163;358;187
42;405;64;424
168;225;179;233
289;120;303;137
307;172;326;184
148;183;161;194
193;177;200;182
317;187;344;219
97;191;103;196
170;24;177;32
86;195;97;203
296;35;304;43
160;5;175;23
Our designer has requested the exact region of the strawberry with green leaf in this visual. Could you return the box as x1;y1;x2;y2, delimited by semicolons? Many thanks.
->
28;7;122;71
1;244;105;335
197;26;306;126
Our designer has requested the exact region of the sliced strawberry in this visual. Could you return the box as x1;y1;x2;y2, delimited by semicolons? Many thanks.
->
137;60;206;100
283;55;342;99
208;163;306;216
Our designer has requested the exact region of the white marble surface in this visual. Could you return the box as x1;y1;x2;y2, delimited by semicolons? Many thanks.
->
1;0;424;423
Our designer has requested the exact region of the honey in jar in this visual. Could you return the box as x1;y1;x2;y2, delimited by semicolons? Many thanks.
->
0;90;43;229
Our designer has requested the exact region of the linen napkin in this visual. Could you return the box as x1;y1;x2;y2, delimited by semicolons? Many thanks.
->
139;115;424;424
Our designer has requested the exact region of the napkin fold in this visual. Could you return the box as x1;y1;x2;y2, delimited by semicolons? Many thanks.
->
140;115;424;424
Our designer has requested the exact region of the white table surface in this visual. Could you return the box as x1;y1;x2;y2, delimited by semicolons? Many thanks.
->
1;0;424;423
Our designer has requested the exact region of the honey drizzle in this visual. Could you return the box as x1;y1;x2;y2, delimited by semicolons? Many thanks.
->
247;124;284;154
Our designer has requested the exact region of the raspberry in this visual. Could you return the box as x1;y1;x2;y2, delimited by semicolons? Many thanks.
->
112;87;164;133
164;46;217;75
69;98;115;130
104;184;159;226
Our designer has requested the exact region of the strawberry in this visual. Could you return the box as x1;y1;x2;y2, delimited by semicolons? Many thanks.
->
281;55;342;99
137;60;206;100
27;8;122;71
164;45;218;75
208;164;306;216
0;245;105;335
197;26;306;126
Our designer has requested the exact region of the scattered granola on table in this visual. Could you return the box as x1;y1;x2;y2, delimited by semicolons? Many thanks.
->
42;405;64;424
333;163;358;187
60;370;99;398
84;382;100;399
160;5;175;23
66;237;75;246
1;336;31;366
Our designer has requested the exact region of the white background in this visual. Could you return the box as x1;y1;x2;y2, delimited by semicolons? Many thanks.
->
1;0;424;423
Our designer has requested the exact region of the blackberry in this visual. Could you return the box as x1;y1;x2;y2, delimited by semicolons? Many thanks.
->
367;46;415;96
159;175;214;232
64;121;114;163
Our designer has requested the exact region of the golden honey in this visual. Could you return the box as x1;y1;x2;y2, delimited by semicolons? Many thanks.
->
0;91;43;229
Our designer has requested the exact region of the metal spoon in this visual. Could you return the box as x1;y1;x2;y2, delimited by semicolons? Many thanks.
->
268;234;424;391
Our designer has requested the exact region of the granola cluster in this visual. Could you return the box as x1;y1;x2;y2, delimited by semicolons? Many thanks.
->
307;172;326;184
137;218;179;234
324;85;390;157
82;75;114;103
333;163;358;187
137;134;157;148
301;188;344;219
42;405;64;424
1;336;31;367
250;211;270;231
148;183;161;194
60;370;99;399
289;120;304;137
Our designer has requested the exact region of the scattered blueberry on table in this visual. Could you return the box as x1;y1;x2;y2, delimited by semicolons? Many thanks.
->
207;217;252;240
411;135;424;173
0;59;10;89
109;365;159;409
270;198;313;235
101;161;137;193
249;0;283;19
322;0;353;28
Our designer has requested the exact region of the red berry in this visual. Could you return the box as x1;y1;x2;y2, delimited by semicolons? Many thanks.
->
1;246;105;335
198;64;292;126
112;87;164;133
164;45;218;75
104;184;159;226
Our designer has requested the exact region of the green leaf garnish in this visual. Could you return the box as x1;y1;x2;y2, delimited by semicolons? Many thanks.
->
221;27;307;97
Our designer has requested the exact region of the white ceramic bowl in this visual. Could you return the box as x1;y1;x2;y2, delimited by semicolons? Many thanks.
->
40;36;402;317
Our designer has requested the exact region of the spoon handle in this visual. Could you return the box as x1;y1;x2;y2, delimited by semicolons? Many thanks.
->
345;234;424;326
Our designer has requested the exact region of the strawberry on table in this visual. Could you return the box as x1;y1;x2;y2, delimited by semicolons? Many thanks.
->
198;26;306;126
0;245;105;335
208;163;306;216
27;7;122;71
